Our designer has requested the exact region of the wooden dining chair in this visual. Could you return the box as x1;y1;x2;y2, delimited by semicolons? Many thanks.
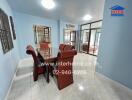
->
53;50;77;90
59;44;66;51
40;43;51;57
26;48;45;81
26;45;33;49
64;44;75;51
26;45;50;82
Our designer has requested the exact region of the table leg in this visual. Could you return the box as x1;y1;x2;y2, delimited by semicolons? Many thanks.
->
46;66;49;83
43;65;49;83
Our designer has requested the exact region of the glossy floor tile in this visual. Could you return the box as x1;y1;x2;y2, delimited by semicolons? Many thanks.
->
7;53;132;100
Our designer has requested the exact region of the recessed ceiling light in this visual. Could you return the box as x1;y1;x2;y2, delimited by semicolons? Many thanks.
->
83;14;92;21
41;0;55;10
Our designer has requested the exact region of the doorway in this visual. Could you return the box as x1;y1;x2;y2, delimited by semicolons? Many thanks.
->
89;28;101;55
80;20;102;56
64;29;77;48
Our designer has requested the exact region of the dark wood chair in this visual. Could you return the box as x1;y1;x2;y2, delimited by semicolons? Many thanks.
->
26;47;48;82
59;44;66;51
40;43;50;57
26;45;33;49
64;44;75;51
53;50;77;90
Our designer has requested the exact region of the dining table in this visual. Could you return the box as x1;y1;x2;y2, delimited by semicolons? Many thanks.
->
36;47;59;83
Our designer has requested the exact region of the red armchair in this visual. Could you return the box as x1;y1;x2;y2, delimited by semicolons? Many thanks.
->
40;43;51;57
26;45;34;49
53;50;77;90
59;44;75;51
64;45;74;51
59;44;66;51
26;46;45;81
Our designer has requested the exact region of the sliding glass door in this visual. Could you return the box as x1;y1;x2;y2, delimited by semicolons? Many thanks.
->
89;29;101;55
80;30;90;53
80;20;102;56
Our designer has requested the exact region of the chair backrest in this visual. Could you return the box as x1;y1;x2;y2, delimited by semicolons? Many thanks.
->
57;50;77;60
56;50;77;70
64;45;75;51
59;44;66;51
55;50;77;89
26;48;39;66
40;43;50;49
26;45;34;50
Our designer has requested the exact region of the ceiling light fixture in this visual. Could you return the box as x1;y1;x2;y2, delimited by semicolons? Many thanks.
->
41;0;55;10
83;14;92;21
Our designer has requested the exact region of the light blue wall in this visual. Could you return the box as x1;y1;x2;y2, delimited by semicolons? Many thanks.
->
0;0;20;99
14;12;79;59
96;0;132;89
14;12;59;59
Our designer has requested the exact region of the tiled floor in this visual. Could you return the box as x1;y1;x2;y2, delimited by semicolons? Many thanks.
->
7;53;132;100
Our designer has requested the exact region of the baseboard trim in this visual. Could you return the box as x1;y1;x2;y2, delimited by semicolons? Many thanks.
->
5;65;18;100
95;72;132;96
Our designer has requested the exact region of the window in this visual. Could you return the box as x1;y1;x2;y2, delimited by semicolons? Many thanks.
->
33;25;51;44
0;9;14;54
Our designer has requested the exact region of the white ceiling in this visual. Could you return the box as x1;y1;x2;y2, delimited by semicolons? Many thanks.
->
7;0;105;24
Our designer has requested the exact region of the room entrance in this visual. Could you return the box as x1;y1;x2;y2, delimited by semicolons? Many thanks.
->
80;20;102;56
64;29;76;46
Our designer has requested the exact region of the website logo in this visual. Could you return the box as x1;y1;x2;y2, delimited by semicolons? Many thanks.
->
111;5;125;16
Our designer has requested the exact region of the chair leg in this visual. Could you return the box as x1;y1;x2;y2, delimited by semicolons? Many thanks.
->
44;66;49;83
33;68;38;81
33;72;38;81
50;66;54;77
